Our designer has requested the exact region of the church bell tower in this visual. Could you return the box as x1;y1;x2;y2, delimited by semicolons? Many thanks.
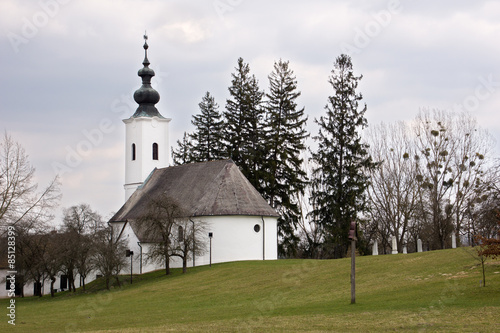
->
123;35;171;200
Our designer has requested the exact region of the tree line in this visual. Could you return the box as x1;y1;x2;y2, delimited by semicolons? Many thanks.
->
172;54;500;258
0;133;128;296
362;111;500;255
2;53;499;285
4;199;204;297
7;204;128;296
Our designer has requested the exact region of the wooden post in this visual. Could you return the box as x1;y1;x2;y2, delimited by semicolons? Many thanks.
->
348;221;357;305
351;238;355;304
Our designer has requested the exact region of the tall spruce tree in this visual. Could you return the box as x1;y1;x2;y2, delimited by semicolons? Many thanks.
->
224;57;265;191
172;93;224;165
310;54;376;259
172;132;194;165
190;92;225;162
264;59;308;257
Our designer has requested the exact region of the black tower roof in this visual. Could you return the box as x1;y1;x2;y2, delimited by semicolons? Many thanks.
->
132;34;164;118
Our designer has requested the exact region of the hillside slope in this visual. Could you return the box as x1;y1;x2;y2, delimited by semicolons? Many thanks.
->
2;248;499;332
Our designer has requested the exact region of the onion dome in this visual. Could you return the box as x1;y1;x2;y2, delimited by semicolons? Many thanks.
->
132;34;164;118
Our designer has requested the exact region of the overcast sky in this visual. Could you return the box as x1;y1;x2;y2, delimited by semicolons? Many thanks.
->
1;0;499;224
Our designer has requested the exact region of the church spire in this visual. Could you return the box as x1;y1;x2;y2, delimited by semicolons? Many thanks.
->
132;34;163;118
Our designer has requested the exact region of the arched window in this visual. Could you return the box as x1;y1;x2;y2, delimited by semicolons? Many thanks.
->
132;143;136;161
178;225;184;240
152;143;158;160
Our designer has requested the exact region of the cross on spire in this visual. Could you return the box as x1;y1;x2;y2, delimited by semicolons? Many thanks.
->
143;32;149;66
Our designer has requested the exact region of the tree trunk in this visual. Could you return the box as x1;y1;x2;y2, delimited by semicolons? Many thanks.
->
68;275;74;292
183;257;187;274
50;278;55;297
165;254;171;275
481;255;486;287
36;279;42;297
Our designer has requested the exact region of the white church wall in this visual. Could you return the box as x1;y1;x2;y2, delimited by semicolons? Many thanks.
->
119;222;143;275
119;223;178;275
263;216;278;260
137;243;171;273
111;221;145;275
129;242;186;274
132;215;278;274
193;215;278;266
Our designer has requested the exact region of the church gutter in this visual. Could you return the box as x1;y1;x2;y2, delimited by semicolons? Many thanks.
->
137;242;143;274
189;219;195;267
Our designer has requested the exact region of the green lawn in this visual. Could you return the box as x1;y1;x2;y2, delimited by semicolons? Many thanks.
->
1;248;499;332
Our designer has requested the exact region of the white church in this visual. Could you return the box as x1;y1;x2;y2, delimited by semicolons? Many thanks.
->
109;36;279;274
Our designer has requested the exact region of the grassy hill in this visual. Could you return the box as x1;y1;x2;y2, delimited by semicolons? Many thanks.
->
1;248;499;332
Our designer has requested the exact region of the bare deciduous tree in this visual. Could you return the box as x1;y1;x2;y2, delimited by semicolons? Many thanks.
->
93;225;128;290
42;231;64;297
139;194;209;274
16;222;50;297
171;219;208;273
367;121;420;253
413;109;495;249
139;194;186;275
61;204;104;290
365;110;497;252
58;230;78;292
0;133;60;231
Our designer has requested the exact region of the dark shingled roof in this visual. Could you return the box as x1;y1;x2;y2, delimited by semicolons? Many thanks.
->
110;160;279;224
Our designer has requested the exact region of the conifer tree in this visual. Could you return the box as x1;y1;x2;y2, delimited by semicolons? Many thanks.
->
263;59;308;257
223;57;265;191
172;132;194;165
310;54;376;259
190;92;225;162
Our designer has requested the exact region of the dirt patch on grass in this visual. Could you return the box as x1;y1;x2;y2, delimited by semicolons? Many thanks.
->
447;271;470;279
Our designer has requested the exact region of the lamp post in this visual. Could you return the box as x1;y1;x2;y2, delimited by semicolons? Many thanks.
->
208;232;213;267
126;250;134;284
